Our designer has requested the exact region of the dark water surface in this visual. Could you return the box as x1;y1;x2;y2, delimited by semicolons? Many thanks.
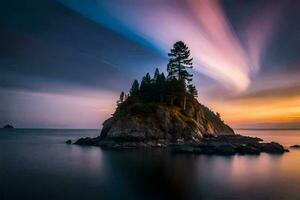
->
1;129;300;200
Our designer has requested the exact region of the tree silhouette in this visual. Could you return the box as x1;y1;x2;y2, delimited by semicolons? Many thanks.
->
188;84;198;98
156;72;166;103
154;68;160;81
167;41;193;83
140;73;152;101
117;91;125;105
117;41;198;110
167;41;193;110
130;80;139;96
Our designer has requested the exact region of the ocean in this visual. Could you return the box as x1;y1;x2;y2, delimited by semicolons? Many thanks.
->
1;129;300;200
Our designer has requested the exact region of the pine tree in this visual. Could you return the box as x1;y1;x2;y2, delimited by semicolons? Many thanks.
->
188;84;198;98
130;80;139;96
156;72;166;103
140;73;151;92
140;73;152;101
154;68;160;82
117;91;125;105
120;91;125;102
167;41;193;110
167;41;193;83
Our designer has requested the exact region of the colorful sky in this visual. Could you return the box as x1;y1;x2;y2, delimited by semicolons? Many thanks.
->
1;0;300;129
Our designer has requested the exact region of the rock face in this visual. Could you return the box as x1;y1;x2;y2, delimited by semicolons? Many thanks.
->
100;98;234;141
74;96;288;155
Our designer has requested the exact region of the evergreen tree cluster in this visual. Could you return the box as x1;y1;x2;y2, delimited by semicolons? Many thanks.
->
117;41;198;109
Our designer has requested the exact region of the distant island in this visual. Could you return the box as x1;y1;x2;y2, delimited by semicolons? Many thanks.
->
3;124;14;129
74;41;287;155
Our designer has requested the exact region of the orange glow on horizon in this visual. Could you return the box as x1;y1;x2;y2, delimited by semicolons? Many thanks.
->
208;94;300;128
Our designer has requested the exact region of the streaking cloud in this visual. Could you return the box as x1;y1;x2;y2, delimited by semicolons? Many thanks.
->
241;2;283;73
58;0;280;93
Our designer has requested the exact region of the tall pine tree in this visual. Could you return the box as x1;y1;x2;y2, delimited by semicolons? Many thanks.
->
167;41;193;110
167;41;193;83
154;68;160;82
130;80;139;96
140;73;152;101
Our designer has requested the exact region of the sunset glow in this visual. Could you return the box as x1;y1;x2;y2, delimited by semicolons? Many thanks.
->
1;0;299;128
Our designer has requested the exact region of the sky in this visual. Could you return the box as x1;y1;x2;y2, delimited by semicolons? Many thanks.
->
0;0;300;129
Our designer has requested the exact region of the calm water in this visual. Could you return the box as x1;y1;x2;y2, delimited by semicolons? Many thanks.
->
1;129;300;200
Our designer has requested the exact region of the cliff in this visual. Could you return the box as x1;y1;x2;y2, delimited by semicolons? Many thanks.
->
73;90;287;155
100;97;234;142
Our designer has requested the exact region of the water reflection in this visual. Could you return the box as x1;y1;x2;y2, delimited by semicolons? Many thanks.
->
2;129;300;199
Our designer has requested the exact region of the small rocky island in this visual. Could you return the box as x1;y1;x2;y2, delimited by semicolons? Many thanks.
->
3;124;14;129
75;41;287;155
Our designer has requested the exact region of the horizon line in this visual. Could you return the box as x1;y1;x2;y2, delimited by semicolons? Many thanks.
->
2;127;300;131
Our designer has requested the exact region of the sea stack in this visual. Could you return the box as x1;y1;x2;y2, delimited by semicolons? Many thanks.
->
100;97;234;141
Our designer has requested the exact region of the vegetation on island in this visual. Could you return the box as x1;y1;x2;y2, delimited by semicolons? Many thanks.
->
116;41;199;116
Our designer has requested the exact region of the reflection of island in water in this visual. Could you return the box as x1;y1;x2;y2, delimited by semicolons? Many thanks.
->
3;124;14;129
1;129;300;200
74;42;287;155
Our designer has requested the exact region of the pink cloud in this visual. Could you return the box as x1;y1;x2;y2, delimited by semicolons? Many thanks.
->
61;0;283;94
242;2;283;73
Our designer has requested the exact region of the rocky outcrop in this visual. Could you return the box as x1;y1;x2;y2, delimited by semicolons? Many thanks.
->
74;134;288;155
290;144;300;148
65;140;72;144
74;92;288;155
3;124;14;129
100;98;234;141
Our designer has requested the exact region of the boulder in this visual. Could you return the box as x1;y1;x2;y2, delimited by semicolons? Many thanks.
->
290;144;300;148
260;142;286;154
65;140;72;144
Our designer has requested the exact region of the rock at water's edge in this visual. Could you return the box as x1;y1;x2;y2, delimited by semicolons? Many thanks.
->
74;135;288;155
65;140;72;144
290;144;300;148
3;124;14;129
260;142;287;154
